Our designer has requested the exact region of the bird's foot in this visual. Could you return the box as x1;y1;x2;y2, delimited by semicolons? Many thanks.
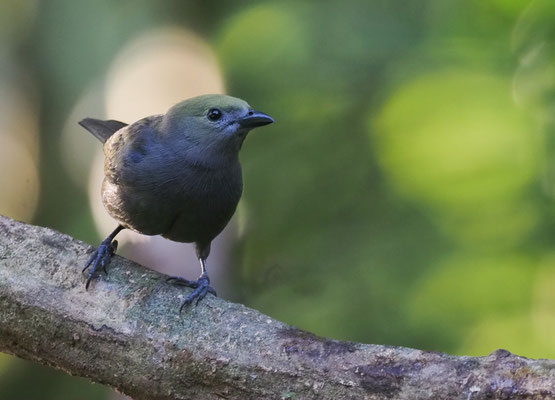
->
82;238;118;289
167;274;216;311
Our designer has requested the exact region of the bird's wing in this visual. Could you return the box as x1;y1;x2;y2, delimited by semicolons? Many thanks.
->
79;118;128;143
103;115;168;187
101;114;186;235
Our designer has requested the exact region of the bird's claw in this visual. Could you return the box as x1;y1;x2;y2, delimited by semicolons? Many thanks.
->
167;274;216;311
83;239;118;289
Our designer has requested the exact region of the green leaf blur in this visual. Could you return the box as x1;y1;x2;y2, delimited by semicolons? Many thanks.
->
1;0;554;399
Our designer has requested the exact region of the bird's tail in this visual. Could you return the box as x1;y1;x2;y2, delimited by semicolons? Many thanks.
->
78;118;128;143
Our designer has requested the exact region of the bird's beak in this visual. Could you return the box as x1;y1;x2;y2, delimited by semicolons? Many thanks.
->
237;110;274;129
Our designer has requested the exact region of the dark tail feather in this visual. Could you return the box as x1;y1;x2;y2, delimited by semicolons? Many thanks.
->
79;118;128;143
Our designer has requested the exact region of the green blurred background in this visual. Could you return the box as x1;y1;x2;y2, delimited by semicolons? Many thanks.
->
2;0;555;398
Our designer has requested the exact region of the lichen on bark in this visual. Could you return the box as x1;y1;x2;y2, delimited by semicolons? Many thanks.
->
0;215;554;399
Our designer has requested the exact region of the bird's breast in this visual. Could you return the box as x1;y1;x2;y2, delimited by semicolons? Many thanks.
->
161;163;243;244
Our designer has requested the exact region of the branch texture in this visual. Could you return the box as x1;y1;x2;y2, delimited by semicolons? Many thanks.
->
0;215;553;400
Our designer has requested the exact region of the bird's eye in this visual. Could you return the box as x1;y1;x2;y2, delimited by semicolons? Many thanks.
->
207;108;222;121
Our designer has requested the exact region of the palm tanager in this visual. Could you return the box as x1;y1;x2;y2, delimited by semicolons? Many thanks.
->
79;94;274;310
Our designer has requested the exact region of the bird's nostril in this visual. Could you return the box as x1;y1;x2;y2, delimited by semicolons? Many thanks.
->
248;111;254;116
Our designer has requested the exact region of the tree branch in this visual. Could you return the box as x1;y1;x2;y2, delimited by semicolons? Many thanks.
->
0;215;553;400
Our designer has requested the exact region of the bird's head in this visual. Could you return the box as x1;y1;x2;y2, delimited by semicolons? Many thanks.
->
161;94;274;154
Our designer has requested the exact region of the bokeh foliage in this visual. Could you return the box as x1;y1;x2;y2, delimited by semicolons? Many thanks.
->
1;0;555;398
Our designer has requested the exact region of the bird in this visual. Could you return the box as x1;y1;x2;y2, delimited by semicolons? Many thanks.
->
79;94;274;310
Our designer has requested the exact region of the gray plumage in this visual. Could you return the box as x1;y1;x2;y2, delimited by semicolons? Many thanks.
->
78;118;128;143
80;94;274;306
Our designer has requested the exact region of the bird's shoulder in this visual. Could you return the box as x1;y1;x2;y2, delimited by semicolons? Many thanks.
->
104;115;165;183
105;115;161;153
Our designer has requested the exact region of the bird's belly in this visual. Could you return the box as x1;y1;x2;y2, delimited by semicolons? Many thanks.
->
102;169;242;244
161;191;240;244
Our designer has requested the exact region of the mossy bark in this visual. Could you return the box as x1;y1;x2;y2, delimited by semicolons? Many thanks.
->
0;215;553;399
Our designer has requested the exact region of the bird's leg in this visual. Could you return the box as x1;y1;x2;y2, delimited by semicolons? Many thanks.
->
167;257;217;311
82;225;124;289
